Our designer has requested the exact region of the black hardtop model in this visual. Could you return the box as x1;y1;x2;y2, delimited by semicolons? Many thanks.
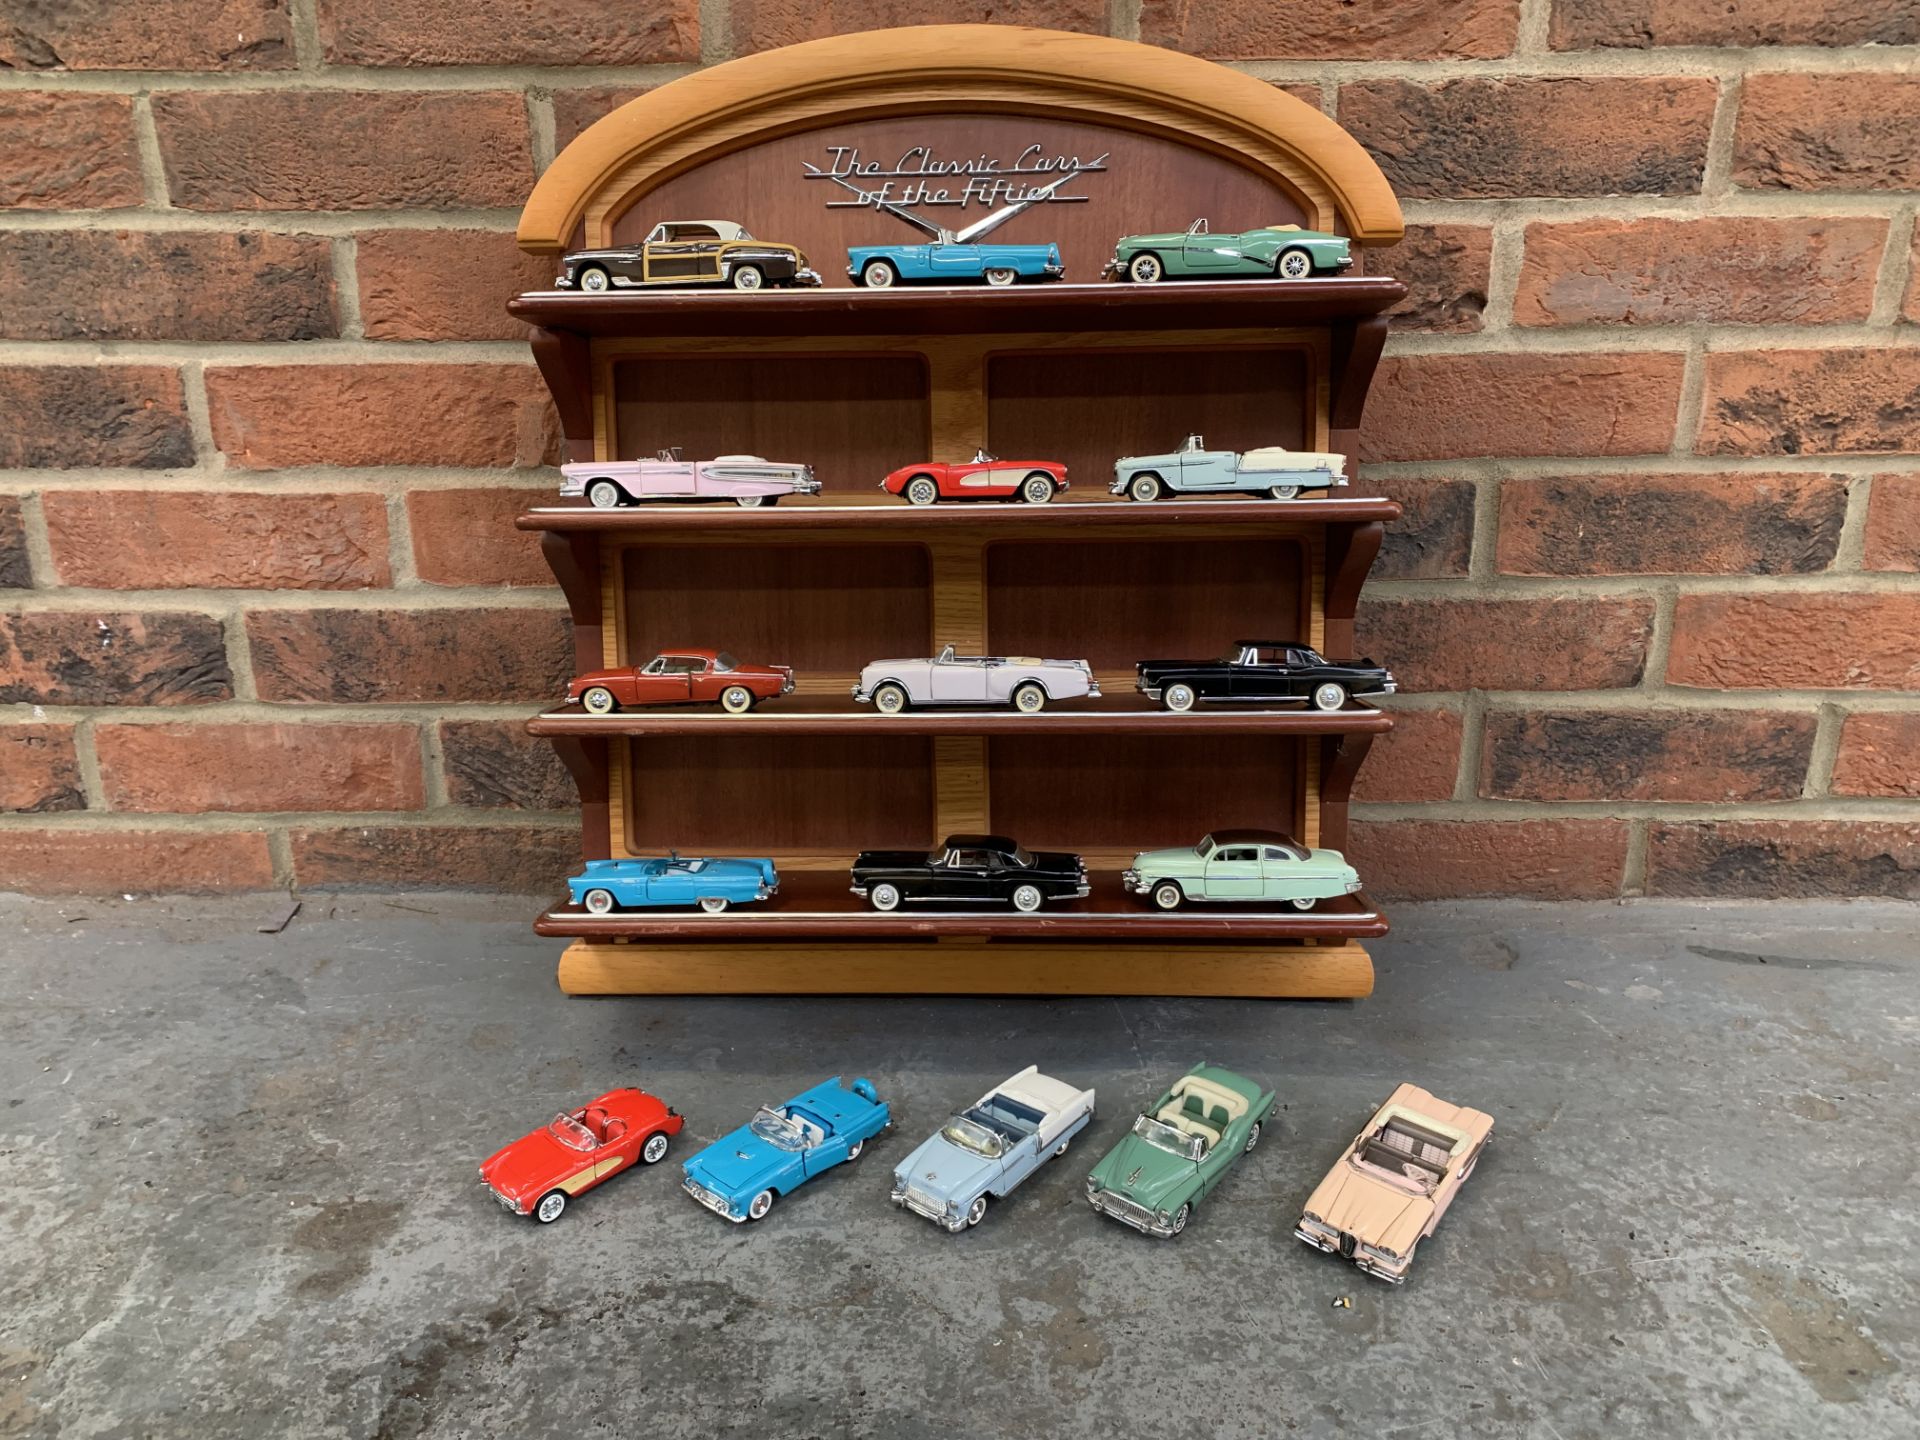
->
1135;640;1395;713
850;833;1089;914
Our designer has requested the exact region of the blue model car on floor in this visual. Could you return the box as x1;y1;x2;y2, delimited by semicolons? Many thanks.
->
566;854;777;915
892;1066;1096;1232
683;1077;890;1222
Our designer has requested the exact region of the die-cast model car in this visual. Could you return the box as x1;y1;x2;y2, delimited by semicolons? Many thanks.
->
567;649;794;716
1122;830;1362;911
882;451;1068;506
813;162;1077;289
853;645;1099;715
681;1077;890;1223
560;449;819;509
1085;1064;1277;1238
1295;1083;1493;1284
554;220;820;292
893;1066;1096;1231
850;834;1089;913
567;854;778;915
1111;434;1347;502
1136;641;1395;713
480;1086;684;1223
1104;219;1352;283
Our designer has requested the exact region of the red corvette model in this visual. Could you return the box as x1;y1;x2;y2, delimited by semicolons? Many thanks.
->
567;648;795;716
882;450;1068;506
481;1087;684;1223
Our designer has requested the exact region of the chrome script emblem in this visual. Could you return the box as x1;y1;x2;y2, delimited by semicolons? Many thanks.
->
736;1151;752;1160
1124;1166;1142;1188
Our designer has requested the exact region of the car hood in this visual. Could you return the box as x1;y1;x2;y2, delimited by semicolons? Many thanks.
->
895;1133;999;1203
1304;1159;1435;1256
480;1131;580;1200
684;1126;797;1197
853;849;928;871
1089;1131;1196;1213
1128;844;1206;877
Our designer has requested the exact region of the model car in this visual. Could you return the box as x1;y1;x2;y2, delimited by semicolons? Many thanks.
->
850;834;1089;913
1111;434;1348;502
1104;220;1352;283
1136;641;1395;713
881;451;1068;506
812;163;1075;288
480;1086;684;1223
853;645;1099;715
567;854;778;915
567;649;794;716
1295;1083;1494;1284
681;1077;889;1223
1122;830;1362;911
553;220;820;292
1085;1064;1277;1238
893;1066;1096;1232
559;449;819;509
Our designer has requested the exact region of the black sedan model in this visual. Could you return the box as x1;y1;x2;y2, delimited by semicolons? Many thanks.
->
1136;641;1396;713
850;834;1089;913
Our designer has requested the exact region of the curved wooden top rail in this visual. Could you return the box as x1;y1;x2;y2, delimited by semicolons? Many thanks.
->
518;25;1404;254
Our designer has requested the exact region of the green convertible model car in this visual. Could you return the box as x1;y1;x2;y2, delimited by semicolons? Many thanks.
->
1122;829;1363;911
1104;219;1352;283
1086;1063;1277;1237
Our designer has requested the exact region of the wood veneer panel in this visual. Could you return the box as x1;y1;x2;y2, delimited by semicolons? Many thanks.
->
610;354;927;494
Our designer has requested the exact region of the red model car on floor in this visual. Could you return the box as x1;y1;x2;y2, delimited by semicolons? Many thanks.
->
567;648;795;716
481;1087;684;1223
882;451;1068;506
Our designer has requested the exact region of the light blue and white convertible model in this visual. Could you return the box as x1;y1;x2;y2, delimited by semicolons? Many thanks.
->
566;853;777;915
892;1066;1096;1232
683;1077;890;1223
1111;434;1349;503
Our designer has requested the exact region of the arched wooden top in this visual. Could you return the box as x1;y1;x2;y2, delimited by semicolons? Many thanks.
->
518;25;1404;255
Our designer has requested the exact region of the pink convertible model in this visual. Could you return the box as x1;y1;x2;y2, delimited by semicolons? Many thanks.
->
561;449;820;509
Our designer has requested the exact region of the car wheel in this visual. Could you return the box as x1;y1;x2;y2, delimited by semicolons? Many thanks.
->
1312;682;1348;712
1054;1137;1070;1157
1277;248;1313;280
1245;1121;1262;1154
730;264;764;291
872;682;909;716
583;888;616;916
1163;682;1197;713
734;493;769;508
577;266;611;293
1269;484;1300;500
534;1190;567;1224
861;259;897;289
747;1189;774;1221
1127;253;1164;283
1168;1202;1190;1236
581;686;617;716
1011;681;1047;715
1127;472;1163;503
1291;896;1317;911
870;882;902;912
698;896;729;914
984;267;1018;287
1151;881;1184;911
1011;883;1044;913
904;475;940;506
1020;473;1055;505
642;1132;670;1164
719;685;755;715
965;1194;989;1227
586;479;624;509
847;1139;864;1161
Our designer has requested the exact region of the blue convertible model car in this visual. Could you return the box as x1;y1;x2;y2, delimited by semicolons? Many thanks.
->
849;240;1063;289
683;1077;890;1222
566;854;777;915
892;1066;1096;1232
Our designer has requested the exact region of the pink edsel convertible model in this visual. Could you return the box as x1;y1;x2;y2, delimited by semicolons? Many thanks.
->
560;449;820;509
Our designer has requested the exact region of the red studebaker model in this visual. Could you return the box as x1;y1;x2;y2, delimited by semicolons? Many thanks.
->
481;1086;684;1223
881;450;1068;506
567;648;795;716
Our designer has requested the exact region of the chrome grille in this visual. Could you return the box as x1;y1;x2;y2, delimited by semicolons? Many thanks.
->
902;1187;949;1223
684;1177;731;1217
1091;1190;1157;1231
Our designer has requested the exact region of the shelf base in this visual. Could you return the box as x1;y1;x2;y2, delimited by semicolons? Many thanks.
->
553;936;1373;998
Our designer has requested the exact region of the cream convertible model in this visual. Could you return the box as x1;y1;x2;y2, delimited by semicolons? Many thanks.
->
1294;1083;1493;1284
852;645;1099;715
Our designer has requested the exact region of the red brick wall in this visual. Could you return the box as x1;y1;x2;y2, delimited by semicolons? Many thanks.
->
3;2;1917;899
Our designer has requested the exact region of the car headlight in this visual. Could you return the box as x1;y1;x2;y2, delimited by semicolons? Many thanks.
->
1085;1177;1099;1197
1156;1208;1172;1225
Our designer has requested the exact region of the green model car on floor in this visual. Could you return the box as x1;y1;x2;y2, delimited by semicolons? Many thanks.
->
1085;1063;1277;1238
1104;219;1352;283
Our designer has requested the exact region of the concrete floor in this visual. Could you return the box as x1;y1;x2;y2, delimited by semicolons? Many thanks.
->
1;895;1914;1439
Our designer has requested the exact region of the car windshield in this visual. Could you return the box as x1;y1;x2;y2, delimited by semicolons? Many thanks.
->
712;652;738;672
1295;647;1325;665
941;1115;1004;1158
1194;833;1214;857
1132;1114;1199;1160
748;1106;808;1150
548;1113;596;1151
664;857;708;874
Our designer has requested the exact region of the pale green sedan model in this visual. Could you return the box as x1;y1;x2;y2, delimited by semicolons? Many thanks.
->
1104;219;1353;283
1122;830;1362;911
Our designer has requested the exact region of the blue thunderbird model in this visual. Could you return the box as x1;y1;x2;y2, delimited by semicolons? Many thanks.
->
683;1077;890;1223
892;1066;1096;1232
567;853;777;916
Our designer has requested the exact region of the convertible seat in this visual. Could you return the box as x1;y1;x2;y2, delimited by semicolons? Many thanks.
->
1167;1074;1250;1123
1156;1093;1221;1146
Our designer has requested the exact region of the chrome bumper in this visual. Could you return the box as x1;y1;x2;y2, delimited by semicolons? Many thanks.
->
1088;1188;1177;1238
893;1186;965;1231
850;683;871;703
1120;869;1146;895
683;1175;743;1222
793;267;823;287
485;1182;526;1216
